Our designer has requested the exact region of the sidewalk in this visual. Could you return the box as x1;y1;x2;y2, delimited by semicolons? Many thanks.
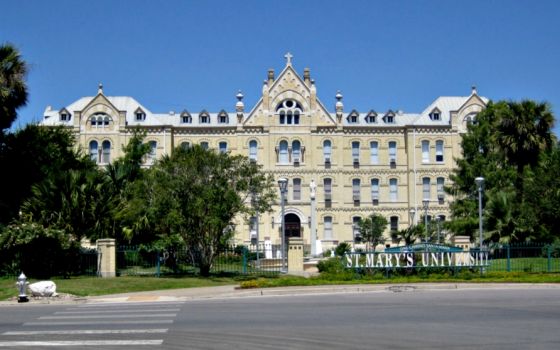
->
4;283;559;306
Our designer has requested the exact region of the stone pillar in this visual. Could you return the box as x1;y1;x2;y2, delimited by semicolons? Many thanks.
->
288;237;304;273
97;239;116;278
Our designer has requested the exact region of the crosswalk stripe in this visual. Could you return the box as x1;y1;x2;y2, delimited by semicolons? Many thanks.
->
78;301;184;308
54;308;180;315
24;320;174;326
3;329;168;335
0;340;163;346
39;313;176;320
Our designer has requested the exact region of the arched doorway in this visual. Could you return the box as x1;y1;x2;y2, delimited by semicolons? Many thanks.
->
284;213;301;238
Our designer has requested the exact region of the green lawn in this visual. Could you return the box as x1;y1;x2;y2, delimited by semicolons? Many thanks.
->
488;257;560;272
0;276;238;301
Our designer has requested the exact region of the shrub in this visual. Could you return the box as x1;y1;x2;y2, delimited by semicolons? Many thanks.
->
335;242;351;257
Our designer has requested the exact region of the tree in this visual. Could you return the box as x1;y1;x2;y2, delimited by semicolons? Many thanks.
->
391;225;424;246
357;213;387;250
0;125;89;225
448;100;557;243
122;145;276;276
0;43;28;131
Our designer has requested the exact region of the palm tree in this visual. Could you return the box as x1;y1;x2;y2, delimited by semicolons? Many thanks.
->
495;100;555;176
0;43;28;131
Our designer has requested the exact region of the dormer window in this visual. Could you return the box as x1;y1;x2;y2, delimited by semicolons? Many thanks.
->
181;110;192;123
199;111;210;124
429;108;441;121
347;110;359;124
276;99;303;125
218;110;229;124
134;108;146;121
383;111;395;124
365;111;377;123
59;108;70;122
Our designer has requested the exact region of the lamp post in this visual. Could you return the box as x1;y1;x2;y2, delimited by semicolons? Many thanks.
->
278;177;288;273
435;215;441;244
409;208;416;227
422;199;429;242
475;177;485;253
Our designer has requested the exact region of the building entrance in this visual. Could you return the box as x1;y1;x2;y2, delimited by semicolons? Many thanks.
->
284;213;301;238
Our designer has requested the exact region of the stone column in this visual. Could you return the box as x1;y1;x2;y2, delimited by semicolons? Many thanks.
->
97;239;116;278
288;237;304;273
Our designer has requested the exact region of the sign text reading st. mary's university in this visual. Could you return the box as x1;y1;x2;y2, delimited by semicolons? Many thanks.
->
345;251;489;269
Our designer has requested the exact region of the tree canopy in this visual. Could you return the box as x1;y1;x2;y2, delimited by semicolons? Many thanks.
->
0;43;28;131
448;100;558;243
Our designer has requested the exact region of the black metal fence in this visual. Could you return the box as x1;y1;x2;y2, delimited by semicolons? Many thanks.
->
487;243;560;272
116;244;285;277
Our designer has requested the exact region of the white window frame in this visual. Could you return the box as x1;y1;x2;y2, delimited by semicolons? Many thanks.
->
390;178;398;202
370;141;379;164
422;140;430;163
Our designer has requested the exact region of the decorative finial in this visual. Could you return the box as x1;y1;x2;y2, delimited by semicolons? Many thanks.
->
98;83;103;94
335;90;343;101
236;90;244;101
471;85;477;95
284;52;293;66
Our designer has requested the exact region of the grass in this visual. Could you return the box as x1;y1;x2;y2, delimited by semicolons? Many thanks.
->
488;257;560;272
0;275;239;301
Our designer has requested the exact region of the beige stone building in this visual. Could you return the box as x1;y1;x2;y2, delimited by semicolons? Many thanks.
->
41;54;486;251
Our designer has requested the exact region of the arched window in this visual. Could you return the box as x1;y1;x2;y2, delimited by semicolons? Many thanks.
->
422;140;430;163
181;142;190;150
352;178;361;201
390;178;398;202
277;99;303;125
353;216;361;242
101;140;111;164
323;216;333;240
292;140;301;163
148;141;157;162
279;141;288;163
388;141;397;164
219;141;228;153
249;140;258;161
370;141;378;164
352;141;360;163
423;177;431;200
371;178;379;202
323;140;332;162
436;140;444;162
200;141;209;150
89;140;98;163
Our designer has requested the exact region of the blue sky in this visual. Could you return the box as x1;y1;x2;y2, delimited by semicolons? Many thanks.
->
3;0;560;135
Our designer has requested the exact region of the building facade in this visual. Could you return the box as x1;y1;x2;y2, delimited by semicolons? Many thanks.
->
41;54;486;250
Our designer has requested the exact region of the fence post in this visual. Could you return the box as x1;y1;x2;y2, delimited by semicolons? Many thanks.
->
242;246;248;275
506;245;511;272
156;251;161;278
547;245;552;273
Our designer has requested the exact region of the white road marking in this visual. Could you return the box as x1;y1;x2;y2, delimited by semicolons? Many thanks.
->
79;301;184;308
3;329;168;335
54;308;180;315
0;340;163;346
24;320;174;326
39;313;176;319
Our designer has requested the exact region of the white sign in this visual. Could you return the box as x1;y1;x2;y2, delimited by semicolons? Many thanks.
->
345;251;489;269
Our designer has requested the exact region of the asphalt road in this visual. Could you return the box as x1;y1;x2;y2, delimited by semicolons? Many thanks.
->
0;287;559;349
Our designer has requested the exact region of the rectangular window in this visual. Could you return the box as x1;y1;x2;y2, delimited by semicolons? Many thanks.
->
423;177;431;200
323;140;332;162
353;216;361;240
436;141;444;162
422;140;430;163
390;216;399;232
437;177;445;198
324;216;333;240
390;178;398;202
370;141;378;164
371;178;379;200
293;178;301;201
389;141;397;163
352;179;360;201
352;141;360;162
